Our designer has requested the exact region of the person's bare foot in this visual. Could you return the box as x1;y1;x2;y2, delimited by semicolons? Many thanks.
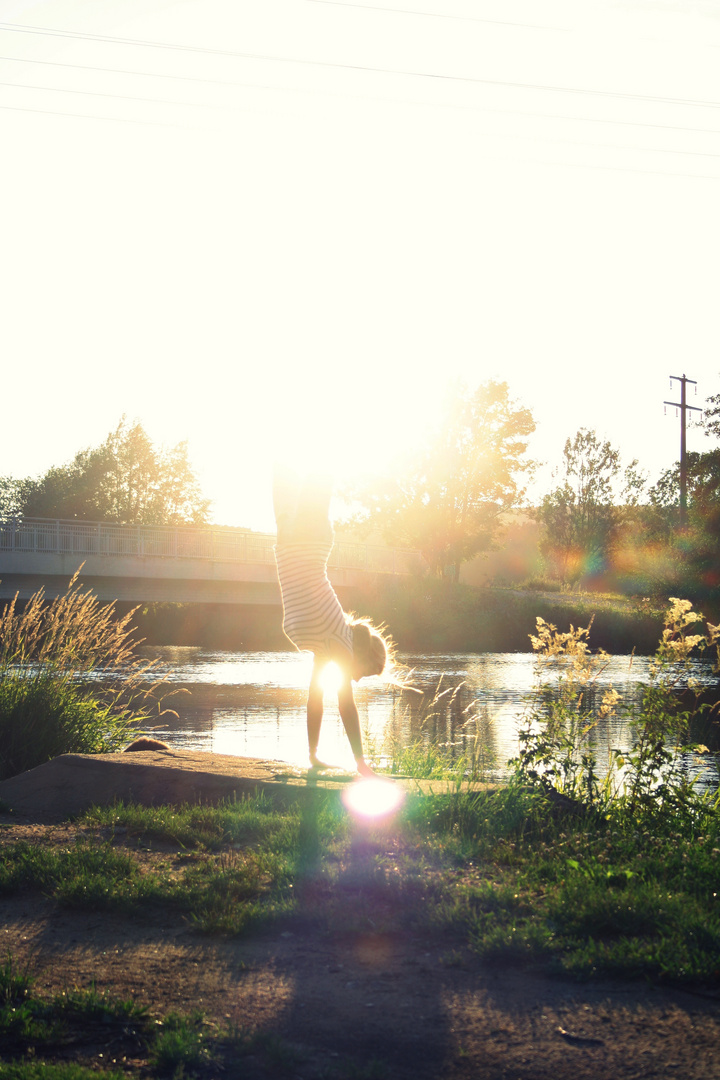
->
309;753;333;770
355;758;376;778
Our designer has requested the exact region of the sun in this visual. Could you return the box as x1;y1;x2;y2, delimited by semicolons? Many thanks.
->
268;369;437;494
319;660;344;695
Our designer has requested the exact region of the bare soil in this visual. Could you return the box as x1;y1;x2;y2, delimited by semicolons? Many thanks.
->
2;816;720;1080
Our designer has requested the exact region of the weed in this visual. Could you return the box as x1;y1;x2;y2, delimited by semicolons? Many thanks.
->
0;1065;126;1080
54;982;146;1022
511;599;720;820
149;1009;209;1074
0;960;146;1056
380;678;497;783
0;954;33;1006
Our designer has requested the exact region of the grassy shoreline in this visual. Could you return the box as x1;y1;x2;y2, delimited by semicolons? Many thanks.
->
127;581;668;655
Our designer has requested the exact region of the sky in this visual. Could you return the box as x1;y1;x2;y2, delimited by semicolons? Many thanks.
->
2;0;720;530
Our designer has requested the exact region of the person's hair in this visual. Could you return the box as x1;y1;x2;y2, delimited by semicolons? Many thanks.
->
349;618;390;677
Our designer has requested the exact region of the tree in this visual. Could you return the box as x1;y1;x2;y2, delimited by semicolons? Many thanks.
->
1;418;211;526
696;381;720;545
0;476;33;522
703;383;720;441
539;429;645;583
346;380;536;580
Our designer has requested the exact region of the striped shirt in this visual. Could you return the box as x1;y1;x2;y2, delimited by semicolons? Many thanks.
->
274;540;353;661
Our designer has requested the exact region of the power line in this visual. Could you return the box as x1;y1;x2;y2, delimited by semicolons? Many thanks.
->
1;96;718;182
4;21;720;111
5;58;720;167
508;129;720;164
0;101;187;128
2;22;239;57
0;53;244;88
6;72;720;163
3;21;720;179
551;156;720;184
3;83;720;179
5;54;720;141
0;79;238;112
4;76;720;174
305;0;566;32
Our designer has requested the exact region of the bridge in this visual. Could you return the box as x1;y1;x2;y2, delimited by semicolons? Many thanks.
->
0;518;421;605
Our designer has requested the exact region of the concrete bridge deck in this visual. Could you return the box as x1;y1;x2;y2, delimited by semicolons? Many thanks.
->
0;519;421;604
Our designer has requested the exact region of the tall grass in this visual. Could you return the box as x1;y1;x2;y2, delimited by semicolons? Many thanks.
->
376;677;497;782
512;598;720;820
0;570;167;780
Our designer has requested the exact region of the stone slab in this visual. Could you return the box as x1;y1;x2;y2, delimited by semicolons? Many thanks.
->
0;749;495;823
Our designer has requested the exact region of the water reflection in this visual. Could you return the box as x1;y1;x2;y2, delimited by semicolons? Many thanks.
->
138;648;717;784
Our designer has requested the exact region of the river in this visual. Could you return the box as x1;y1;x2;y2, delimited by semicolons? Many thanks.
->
137;648;718;785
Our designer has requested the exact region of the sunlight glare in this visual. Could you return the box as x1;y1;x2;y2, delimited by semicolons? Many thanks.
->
342;778;405;820
320;661;344;695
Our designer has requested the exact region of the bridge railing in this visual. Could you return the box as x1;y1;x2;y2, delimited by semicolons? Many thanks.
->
0;519;422;575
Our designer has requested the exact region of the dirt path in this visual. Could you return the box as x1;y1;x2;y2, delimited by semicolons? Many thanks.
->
2;819;720;1079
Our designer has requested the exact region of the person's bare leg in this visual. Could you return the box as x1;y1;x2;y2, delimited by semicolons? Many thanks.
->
273;463;302;542
307;659;332;768
293;473;333;544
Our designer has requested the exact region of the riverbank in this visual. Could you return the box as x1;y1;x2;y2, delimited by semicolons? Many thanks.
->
129;580;666;655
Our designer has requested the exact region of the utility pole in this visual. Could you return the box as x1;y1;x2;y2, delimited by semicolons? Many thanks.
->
664;373;702;528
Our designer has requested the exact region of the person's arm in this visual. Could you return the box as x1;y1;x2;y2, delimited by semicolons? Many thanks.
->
307;656;325;766
337;674;375;776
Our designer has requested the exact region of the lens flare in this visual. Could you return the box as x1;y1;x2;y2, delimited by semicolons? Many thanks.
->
342;778;405;819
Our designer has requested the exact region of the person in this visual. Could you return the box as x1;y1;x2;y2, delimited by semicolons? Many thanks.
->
273;466;389;776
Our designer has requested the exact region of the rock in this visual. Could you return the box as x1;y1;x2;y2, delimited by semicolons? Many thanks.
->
123;737;172;752
0;750;496;823
0;750;337;822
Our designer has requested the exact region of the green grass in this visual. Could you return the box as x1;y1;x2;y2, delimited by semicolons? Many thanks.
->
2;734;720;990
0;794;346;935
2;782;720;1076
0;955;147;1073
0;1067;127;1080
149;1010;208;1073
3;785;720;986
83;790;329;851
403;780;720;982
0;948;305;1080
0;674;120;780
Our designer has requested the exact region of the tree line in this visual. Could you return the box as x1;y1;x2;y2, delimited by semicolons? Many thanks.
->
1;383;718;603
0;418;210;527
341;378;720;602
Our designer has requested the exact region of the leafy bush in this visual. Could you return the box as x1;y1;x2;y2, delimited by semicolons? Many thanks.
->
512;598;720;820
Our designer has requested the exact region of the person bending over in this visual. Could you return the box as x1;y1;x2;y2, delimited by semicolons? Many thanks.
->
273;468;389;776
